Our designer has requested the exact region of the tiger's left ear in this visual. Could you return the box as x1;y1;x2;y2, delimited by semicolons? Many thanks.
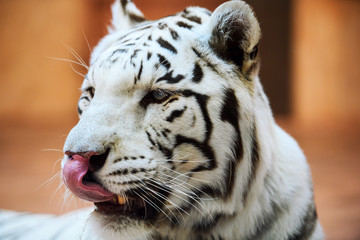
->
207;0;261;78
109;0;146;33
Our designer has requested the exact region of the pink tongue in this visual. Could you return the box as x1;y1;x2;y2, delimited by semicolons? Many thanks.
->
62;155;115;202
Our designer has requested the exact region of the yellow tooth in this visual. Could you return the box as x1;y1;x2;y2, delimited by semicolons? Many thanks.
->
117;195;127;205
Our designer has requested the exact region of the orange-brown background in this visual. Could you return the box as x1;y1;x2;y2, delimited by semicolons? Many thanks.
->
0;0;359;239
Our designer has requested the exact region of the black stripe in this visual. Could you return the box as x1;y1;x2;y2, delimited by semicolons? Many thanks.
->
147;52;152;60
174;90;216;171
192;47;202;58
191;47;218;73
242;124;260;203
158;22;168;30
156;70;185;84
120;0;145;23
139;25;152;31
166;107;187;122
176;21;193;29
151;125;161;137
130;49;140;61
220;89;243;162
156;141;173;160
113;157;122;163
288;202;318;240
161;130;169;139
137;60;143;80
157;54;171;69
192;63;203;83
77;106;83;115
156;37;177;54
213;89;244;199
175;137;216;173
80;96;90;101
129;13;145;23
169;28;179;40
108;49;128;63
223;156;236;199
181;14;202;24
146;131;156;146
182;90;212;143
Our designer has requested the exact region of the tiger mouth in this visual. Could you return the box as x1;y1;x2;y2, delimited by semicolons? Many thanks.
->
94;195;156;220
63;154;160;220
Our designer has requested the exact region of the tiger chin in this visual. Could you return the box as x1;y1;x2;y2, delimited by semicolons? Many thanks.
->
61;0;324;240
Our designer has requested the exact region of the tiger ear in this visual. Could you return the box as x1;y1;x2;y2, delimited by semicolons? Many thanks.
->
109;0;146;33
207;0;261;78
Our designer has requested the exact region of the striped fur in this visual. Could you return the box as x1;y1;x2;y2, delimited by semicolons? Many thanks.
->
0;1;323;239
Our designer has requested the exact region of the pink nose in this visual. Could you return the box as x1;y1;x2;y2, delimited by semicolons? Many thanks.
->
62;154;115;202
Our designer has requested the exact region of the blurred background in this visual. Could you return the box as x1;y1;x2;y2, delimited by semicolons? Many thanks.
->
0;0;359;239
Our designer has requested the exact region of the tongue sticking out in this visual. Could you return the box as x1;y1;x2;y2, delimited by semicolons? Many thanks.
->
62;155;115;202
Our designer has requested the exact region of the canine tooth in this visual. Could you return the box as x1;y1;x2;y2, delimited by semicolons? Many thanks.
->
117;195;127;205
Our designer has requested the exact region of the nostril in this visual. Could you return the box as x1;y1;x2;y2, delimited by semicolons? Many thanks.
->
88;148;110;172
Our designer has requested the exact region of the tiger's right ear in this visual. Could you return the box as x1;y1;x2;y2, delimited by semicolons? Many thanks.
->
207;0;261;78
109;0;146;33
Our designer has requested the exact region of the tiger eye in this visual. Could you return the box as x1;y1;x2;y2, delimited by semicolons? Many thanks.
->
152;90;166;100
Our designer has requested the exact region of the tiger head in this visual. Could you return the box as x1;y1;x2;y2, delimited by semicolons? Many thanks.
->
62;0;268;239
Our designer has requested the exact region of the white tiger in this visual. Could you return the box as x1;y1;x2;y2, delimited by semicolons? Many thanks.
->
0;1;324;239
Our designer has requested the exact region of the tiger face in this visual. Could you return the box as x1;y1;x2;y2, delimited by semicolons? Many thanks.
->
62;1;322;240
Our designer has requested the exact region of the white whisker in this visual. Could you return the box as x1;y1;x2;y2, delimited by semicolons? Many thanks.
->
133;176;188;219
82;31;92;54
42;148;63;153
161;166;210;184
133;190;172;222
70;63;86;77
48;57;89;69
35;170;61;191
145;178;209;219
132;177;181;222
61;42;89;70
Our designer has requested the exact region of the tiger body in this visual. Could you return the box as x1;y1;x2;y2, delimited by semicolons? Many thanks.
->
0;1;323;239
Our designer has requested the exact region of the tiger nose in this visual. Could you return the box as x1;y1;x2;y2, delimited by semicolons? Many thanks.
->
62;149;114;202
